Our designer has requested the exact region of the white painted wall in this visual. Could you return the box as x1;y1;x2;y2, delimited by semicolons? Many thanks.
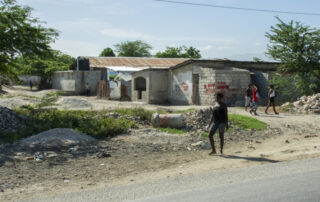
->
171;66;193;105
109;80;121;99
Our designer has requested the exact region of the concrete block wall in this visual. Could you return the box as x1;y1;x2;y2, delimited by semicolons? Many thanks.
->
196;67;250;106
196;67;217;106
215;69;250;106
149;70;169;104
52;71;101;95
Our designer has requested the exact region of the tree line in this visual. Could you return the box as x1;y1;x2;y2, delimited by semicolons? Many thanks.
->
100;41;202;59
1;0;319;95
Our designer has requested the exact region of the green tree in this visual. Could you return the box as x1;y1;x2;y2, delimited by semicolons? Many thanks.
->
99;47;115;57
0;0;58;79
15;51;75;89
266;17;320;95
114;40;152;57
155;46;201;58
253;57;263;62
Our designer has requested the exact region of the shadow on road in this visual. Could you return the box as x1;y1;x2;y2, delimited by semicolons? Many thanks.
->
255;114;283;118
221;155;280;163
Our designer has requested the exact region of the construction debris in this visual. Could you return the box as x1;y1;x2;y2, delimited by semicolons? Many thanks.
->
282;93;320;114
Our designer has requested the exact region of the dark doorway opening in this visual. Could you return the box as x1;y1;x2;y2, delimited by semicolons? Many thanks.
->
134;77;146;100
192;74;200;105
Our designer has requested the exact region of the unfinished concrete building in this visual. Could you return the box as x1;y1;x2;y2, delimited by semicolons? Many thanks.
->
132;60;278;106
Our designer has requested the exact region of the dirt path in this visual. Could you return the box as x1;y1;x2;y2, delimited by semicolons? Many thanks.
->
1;87;320;201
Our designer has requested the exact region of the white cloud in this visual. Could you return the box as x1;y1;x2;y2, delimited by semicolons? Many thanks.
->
51;39;102;57
100;28;155;40
199;45;214;51
19;0;96;5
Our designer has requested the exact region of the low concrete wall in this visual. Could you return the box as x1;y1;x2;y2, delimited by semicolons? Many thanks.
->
18;75;41;86
52;71;101;95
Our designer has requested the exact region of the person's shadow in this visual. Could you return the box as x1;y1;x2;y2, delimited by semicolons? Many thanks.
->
220;155;279;163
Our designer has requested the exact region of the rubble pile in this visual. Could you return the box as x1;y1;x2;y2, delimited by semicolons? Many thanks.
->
282;93;320;114
185;108;213;130
0;107;26;132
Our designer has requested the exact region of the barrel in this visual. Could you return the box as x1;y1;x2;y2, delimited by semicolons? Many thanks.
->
151;113;185;128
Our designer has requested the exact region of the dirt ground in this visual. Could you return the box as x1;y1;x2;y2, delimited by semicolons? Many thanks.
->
0;86;320;201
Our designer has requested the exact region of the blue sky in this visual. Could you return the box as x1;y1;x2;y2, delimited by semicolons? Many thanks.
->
18;0;320;60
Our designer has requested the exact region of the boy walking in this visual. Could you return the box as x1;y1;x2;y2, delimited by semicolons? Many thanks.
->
208;93;228;155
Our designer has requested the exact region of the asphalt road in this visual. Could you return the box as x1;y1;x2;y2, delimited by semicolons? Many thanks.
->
22;157;320;202
134;167;320;202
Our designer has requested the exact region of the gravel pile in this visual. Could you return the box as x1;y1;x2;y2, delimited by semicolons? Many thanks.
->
57;97;93;109
0;107;26;132
185;108;213;130
20;128;96;147
282;93;320;114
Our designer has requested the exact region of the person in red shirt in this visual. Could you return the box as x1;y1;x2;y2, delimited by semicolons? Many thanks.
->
249;85;258;115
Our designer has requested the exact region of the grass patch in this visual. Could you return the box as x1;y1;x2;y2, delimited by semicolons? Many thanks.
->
36;92;64;108
17;94;41;100
112;107;153;121
229;114;267;130
156;127;187;134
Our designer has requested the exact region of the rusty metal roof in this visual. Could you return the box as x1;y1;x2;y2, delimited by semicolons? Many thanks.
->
88;57;188;68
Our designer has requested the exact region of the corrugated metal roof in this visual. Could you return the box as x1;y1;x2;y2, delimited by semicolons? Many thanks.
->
88;57;188;68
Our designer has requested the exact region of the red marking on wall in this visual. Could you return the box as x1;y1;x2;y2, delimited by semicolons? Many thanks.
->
204;83;215;95
182;82;189;91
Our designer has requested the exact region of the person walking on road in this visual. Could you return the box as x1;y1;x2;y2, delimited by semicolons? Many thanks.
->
249;85;259;115
265;84;279;114
245;84;252;111
207;93;228;155
29;81;33;91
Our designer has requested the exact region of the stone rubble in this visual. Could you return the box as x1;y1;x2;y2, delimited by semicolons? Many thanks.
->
0;106;26;132
184;108;213;130
282;93;320;114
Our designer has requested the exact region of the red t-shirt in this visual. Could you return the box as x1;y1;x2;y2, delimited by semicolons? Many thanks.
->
253;87;258;101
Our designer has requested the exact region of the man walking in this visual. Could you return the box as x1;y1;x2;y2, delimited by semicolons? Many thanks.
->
208;93;228;155
265;84;279;114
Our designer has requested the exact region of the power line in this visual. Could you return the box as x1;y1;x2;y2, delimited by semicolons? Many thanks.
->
153;0;320;16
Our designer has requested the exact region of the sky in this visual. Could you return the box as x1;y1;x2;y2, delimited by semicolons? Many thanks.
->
18;0;320;61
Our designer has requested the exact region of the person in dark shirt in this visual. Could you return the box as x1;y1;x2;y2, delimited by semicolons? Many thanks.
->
245;84;252;111
29;81;33;91
207;93;228;155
